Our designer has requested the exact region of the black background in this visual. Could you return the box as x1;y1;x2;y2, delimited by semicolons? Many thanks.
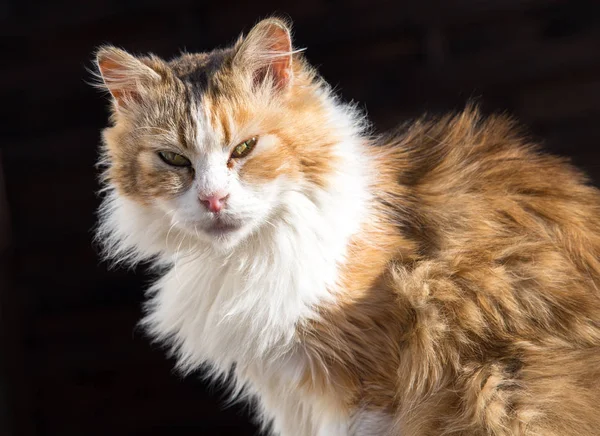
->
1;0;600;435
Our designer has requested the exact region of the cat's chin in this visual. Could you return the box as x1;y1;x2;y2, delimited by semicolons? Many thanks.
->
178;219;252;252
203;220;243;237
204;227;253;253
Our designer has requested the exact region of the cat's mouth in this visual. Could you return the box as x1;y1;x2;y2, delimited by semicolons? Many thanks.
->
203;219;242;236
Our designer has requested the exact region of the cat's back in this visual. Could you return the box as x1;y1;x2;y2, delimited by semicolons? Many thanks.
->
378;108;600;282
369;108;600;435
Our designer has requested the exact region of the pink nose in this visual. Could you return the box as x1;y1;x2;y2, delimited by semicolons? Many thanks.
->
199;192;229;213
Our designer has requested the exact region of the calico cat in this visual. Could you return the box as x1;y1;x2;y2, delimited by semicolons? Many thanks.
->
94;17;600;436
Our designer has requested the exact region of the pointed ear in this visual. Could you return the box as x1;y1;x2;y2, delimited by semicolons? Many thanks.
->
95;46;161;108
234;18;294;91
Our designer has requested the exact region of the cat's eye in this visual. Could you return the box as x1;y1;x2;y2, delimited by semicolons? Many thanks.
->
230;137;258;159
158;151;192;167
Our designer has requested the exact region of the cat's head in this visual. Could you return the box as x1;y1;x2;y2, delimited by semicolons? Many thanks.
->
95;18;363;256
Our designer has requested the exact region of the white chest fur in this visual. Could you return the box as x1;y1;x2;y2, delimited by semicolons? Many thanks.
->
138;132;370;368
140;183;366;435
142;206;342;373
100;136;373;434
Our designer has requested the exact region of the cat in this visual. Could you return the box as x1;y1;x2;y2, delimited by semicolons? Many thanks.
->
94;17;600;436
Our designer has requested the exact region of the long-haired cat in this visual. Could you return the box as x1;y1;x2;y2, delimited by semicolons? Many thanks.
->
94;18;600;436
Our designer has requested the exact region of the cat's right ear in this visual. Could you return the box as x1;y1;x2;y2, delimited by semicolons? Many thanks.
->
95;46;161;109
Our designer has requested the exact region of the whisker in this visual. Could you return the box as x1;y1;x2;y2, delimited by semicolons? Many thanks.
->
165;220;178;251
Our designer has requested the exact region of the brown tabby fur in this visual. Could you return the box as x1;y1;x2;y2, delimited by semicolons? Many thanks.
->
300;110;600;435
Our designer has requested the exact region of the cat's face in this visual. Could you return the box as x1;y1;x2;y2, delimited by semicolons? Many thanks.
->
103;93;295;251
97;19;342;252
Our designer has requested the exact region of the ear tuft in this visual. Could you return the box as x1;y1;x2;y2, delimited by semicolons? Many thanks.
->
235;18;295;91
95;46;160;108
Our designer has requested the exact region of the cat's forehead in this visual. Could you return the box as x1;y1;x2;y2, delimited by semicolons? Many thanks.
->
136;49;261;155
135;50;241;154
192;90;255;155
168;49;234;88
160;91;249;158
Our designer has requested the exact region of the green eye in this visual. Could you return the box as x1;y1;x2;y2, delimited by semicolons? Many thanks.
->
231;137;258;159
158;151;191;167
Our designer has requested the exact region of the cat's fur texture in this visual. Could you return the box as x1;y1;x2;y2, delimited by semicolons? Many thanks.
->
94;18;600;436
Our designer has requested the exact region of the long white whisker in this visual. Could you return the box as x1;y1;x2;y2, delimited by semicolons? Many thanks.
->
165;220;178;251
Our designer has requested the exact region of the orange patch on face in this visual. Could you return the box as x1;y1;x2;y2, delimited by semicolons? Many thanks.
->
236;136;298;183
204;85;254;146
200;59;343;190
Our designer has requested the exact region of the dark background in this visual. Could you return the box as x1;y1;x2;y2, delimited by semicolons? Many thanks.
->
1;0;600;434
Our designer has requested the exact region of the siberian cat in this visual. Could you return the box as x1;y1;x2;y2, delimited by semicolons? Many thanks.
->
94;18;600;436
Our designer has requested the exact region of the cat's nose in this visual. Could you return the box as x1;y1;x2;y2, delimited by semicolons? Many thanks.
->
199;192;229;213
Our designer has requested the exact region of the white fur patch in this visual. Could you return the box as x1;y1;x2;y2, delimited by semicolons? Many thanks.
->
98;94;372;435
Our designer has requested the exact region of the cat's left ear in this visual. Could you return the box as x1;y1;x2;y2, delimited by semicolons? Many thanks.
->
234;18;294;91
